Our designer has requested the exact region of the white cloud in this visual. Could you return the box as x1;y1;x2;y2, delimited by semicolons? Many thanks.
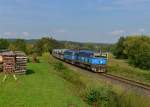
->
49;29;67;34
111;30;125;36
139;28;145;33
22;32;30;36
55;29;67;33
3;31;31;38
130;28;146;35
4;32;16;36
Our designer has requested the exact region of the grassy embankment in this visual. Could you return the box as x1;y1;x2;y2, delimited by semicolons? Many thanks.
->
0;53;149;107
107;54;150;85
0;54;87;107
47;53;150;107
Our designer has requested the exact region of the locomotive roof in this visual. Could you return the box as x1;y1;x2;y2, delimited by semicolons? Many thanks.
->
79;50;94;53
64;49;78;52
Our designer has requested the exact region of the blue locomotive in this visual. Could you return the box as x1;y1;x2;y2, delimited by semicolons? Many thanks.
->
52;49;108;72
63;50;78;64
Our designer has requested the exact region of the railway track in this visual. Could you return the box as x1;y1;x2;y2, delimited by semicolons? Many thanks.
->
53;56;150;93
101;73;150;91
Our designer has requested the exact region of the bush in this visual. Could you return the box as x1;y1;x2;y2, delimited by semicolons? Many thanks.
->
114;36;150;69
32;53;40;63
124;36;150;69
34;37;61;56
85;88;100;105
54;62;66;72
85;86;120;107
113;37;127;59
0;39;9;49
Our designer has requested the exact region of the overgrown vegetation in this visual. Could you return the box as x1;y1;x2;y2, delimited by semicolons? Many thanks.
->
48;54;150;107
107;57;150;84
51;60;85;89
9;39;27;52
84;86;119;107
53;62;66;72
114;35;150;69
113;37;127;59
0;39;9;50
34;37;61;55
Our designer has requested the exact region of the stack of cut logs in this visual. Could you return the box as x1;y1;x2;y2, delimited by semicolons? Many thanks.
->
0;55;3;72
0;51;27;74
0;63;2;72
2;51;16;74
15;51;27;74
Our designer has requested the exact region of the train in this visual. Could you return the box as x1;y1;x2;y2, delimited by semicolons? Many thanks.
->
52;49;108;72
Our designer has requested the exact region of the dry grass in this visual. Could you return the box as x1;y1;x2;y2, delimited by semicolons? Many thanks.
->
107;54;150;85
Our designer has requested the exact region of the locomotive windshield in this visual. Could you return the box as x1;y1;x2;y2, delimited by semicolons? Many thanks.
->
94;52;108;58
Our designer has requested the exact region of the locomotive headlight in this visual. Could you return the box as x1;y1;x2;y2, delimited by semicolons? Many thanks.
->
100;61;103;64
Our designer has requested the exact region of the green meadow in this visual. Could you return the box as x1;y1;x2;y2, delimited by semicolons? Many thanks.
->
0;56;87;107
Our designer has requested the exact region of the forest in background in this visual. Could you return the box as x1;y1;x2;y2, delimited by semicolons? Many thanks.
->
0;35;150;69
0;37;113;55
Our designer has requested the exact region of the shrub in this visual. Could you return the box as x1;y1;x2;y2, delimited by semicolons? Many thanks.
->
32;53;40;63
113;37;127;59
85;88;100;105
114;36;150;69
85;86;120;107
54;62;66;72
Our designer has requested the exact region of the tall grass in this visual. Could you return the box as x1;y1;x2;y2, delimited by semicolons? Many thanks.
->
84;86;120;107
53;62;86;89
107;58;150;84
48;54;150;107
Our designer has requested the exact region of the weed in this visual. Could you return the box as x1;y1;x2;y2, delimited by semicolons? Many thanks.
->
84;86;120;107
54;62;66;72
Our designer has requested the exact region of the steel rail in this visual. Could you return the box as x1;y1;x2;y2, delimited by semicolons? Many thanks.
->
101;73;150;91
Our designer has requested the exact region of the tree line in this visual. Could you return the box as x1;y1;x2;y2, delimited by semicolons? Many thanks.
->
0;37;112;55
0;37;61;55
113;35;150;69
1;35;149;69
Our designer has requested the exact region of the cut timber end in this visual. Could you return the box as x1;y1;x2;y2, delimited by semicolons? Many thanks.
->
0;51;27;75
2;52;16;74
14;51;27;74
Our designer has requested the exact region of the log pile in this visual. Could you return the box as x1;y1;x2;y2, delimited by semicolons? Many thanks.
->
0;55;3;72
0;63;2;72
15;51;27;74
2;51;16;74
0;51;27;74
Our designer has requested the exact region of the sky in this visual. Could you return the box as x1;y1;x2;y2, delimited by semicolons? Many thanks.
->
0;0;150;43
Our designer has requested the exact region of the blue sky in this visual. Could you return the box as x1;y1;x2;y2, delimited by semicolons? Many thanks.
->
0;0;150;43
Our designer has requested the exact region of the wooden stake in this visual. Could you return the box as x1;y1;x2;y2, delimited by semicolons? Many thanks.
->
2;73;17;82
